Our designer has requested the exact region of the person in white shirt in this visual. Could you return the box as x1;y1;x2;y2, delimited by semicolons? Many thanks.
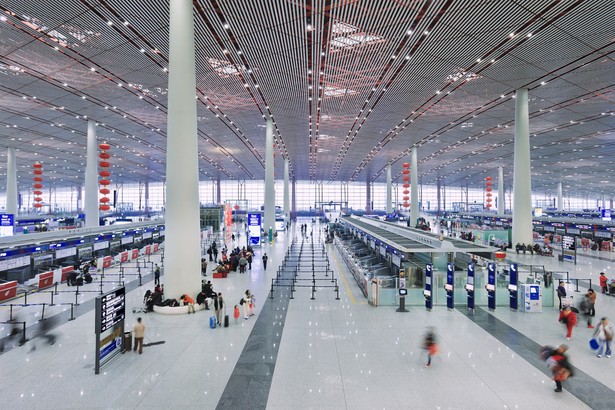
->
594;317;613;358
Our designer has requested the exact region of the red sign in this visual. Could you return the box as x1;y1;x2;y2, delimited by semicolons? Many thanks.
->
102;256;113;268
61;266;74;282
38;271;55;290
0;281;18;302
145;245;151;255
153;243;159;252
120;252;129;263
131;249;139;260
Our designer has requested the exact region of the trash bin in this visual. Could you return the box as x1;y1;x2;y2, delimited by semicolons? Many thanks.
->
123;331;132;351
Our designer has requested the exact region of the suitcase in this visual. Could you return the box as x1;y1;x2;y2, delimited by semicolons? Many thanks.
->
209;316;217;329
224;315;229;328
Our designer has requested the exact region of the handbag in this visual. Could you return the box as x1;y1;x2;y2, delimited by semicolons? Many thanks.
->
589;338;599;350
606;329;613;341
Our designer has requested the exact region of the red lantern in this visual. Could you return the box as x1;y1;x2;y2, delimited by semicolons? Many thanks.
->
99;152;110;159
33;177;43;182
33;190;43;195
99;197;111;203
33;163;43;169
403;196;409;201
402;163;409;168
403;203;410;208
34;197;43;202
100;188;110;195
33;183;43;189
99;204;111;211
33;169;43;175
403;176;410;181
403;183;410;188
33;203;43;208
99;170;111;177
99;143;111;151
99;179;111;186
99;161;111;168
402;169;410;174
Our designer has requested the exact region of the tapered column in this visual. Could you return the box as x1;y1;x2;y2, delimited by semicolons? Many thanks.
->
512;88;533;245
144;181;150;213
410;147;419;227
85;120;99;228
291;178;296;221
386;164;392;214
498;166;505;215
6;147;18;216
264;119;275;233
557;182;563;211
216;177;221;204
164;0;201;299
283;158;290;222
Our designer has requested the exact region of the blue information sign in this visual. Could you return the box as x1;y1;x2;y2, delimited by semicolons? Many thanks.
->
487;262;496;310
467;263;475;309
509;263;518;310
247;213;261;246
0;214;14;237
446;263;454;309
425;263;433;310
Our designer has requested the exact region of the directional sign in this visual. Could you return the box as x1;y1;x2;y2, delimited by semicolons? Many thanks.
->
96;287;126;333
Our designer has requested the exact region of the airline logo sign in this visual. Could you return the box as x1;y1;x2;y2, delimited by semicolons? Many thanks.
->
38;271;54;290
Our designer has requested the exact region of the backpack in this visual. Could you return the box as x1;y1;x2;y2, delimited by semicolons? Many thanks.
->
240;298;244;305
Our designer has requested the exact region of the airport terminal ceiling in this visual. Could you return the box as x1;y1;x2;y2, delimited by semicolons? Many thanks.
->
0;0;613;199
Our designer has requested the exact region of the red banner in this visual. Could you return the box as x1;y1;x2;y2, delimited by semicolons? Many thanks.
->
153;243;159;252
0;281;18;302
145;245;151;255
102;256;113;268
131;249;139;260
61;266;74;282
120;252;129;263
38;271;55;290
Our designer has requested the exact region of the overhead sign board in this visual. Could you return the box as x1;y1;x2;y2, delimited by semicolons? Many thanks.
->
247;213;261;246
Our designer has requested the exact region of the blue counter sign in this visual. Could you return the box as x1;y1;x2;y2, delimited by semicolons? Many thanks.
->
247;213;262;246
0;214;15;237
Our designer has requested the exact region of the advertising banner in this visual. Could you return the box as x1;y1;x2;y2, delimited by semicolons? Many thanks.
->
247;213;262;247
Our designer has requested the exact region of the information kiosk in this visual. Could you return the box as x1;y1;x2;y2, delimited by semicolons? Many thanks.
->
486;262;496;310
466;263;475;310
520;284;542;312
508;263;518;310
446;263;454;310
424;263;433;311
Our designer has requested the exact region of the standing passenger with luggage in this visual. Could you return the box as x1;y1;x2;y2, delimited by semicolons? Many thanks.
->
214;293;224;326
133;317;145;354
556;281;567;310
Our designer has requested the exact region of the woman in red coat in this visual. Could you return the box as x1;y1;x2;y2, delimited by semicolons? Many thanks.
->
558;306;577;340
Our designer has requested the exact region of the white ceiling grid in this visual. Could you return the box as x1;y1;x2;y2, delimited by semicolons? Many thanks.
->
0;0;612;200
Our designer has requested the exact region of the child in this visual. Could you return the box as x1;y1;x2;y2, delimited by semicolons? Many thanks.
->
423;328;438;368
233;305;240;324
599;272;608;294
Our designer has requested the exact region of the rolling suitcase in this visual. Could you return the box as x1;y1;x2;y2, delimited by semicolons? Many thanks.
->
209;315;217;329
224;306;229;328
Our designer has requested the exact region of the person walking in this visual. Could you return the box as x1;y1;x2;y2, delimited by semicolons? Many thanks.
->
594;317;613;358
249;292;256;316
215;293;224;326
262;253;268;270
558;306;577;340
548;344;573;392
154;264;161;286
133;317;145;354
599;272;608;294
556;281;567;310
422;328;438;368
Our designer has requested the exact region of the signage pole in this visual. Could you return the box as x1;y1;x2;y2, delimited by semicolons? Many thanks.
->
424;263;433;311
508;263;518;310
487;262;496;310
466;263;475;311
446;262;454;310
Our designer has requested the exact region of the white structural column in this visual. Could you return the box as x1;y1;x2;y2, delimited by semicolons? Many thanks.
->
85;120;99;228
511;88;533;245
386;164;392;214
283;158;290;222
498;166;505;215
164;0;201;300
264;119;276;233
557;182;563;211
6;147;18;216
410;147;419;227
144;181;150;213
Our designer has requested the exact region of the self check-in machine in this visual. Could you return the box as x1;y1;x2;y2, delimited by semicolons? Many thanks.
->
424;263;433;311
446;263;454;309
466;263;475;310
520;284;542;312
397;272;409;313
508;263;518;310
486;262;496;310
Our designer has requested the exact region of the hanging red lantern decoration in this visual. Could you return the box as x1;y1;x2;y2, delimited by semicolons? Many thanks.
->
485;177;493;209
403;183;410;188
33;163;44;210
99;143;111;211
402;162;410;208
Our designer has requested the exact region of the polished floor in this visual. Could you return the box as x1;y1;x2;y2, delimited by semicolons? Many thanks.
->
1;220;614;409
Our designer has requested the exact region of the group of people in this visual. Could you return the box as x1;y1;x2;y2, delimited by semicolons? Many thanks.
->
67;257;97;286
212;245;255;274
515;242;553;255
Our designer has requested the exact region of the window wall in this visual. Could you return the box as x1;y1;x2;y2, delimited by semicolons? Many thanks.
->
0;180;609;214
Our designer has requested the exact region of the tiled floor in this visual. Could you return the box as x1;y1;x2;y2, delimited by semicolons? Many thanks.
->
1;220;614;409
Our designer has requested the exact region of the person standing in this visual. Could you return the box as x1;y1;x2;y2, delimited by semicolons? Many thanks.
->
558;306;577;340
249;292;256;316
584;289;596;328
215;293;224;326
242;290;251;319
154;264;161;286
234;305;240;324
246;251;253;270
262;253;268;270
599;272;608;294
594;317;613;358
548;344;573;392
133;317;145;354
556;281;567;310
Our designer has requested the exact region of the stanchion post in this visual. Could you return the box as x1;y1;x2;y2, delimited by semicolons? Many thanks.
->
50;291;55;306
311;283;315;300
19;322;27;345
100;276;104;295
40;303;46;320
138;271;142;287
69;303;76;321
54;282;59;295
23;290;28;305
269;279;274;299
335;279;340;300
9;304;13;321
75;290;79;306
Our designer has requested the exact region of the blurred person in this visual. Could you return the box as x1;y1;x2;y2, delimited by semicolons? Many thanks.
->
593;317;613;358
422;328;438;368
558;306;577;340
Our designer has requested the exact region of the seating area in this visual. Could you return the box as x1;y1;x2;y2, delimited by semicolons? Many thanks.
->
153;303;206;315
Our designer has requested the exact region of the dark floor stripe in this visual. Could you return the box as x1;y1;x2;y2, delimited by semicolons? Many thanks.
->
215;273;294;410
461;308;614;409
0;271;155;354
